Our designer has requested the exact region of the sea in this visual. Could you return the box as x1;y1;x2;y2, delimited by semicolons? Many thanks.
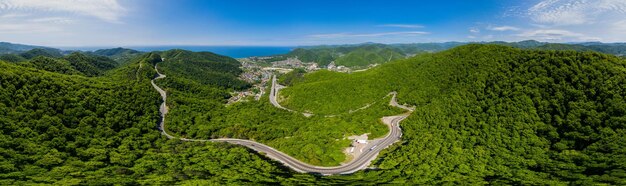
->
61;46;294;58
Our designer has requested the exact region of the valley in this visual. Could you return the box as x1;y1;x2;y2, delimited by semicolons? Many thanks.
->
4;1;626;184
150;59;414;174
1;42;625;185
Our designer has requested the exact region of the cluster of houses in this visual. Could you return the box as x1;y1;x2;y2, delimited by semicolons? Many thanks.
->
271;57;319;71
231;55;378;105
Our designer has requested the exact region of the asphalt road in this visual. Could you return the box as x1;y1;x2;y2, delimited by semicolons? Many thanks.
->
151;64;413;175
150;64;176;139
269;75;294;112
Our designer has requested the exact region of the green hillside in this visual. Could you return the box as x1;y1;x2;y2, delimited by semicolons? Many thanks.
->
90;47;143;64
0;42;56;54
63;52;118;76
287;48;336;66
0;53;313;185
334;45;405;67
158;49;249;89
0;54;27;63
281;44;407;67
2;44;625;185
153;49;403;166
20;48;63;59
390;42;465;53
271;41;626;69
532;43;626;56
92;47;141;57
586;44;626;56
14;52;119;77
279;44;626;184
19;56;83;75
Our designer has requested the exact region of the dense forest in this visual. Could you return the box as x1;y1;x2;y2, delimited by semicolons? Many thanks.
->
0;41;142;65
276;43;407;67
13;52;118;77
264;41;626;69
0;42;59;55
19;48;64;60
153;49;404;166
277;68;307;86
1;44;625;184
0;54;320;185
158;49;250;90
280;44;626;184
88;47;143;64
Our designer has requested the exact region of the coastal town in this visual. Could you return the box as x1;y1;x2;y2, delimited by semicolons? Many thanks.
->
227;55;377;104
226;59;273;104
226;56;311;104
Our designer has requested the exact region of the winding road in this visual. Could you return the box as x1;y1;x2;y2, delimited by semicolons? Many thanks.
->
268;75;293;112
151;64;413;175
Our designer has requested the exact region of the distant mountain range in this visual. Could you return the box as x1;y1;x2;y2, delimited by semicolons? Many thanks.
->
1;40;625;184
87;47;143;63
269;40;626;68
2;40;626;68
0;42;62;55
0;42;143;64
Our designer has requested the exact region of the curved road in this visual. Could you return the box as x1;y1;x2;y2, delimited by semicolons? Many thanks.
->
268;75;293;112
151;64;413;175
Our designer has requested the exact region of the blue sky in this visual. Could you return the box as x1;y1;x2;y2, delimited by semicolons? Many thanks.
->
0;0;625;46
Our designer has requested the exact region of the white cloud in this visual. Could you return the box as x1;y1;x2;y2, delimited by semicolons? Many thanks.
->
528;0;626;25
378;24;424;28
487;25;520;31
516;29;600;41
519;0;626;42
0;0;127;41
29;17;75;24
0;13;28;18
0;0;143;46
469;28;480;33
309;31;429;38
0;0;126;23
613;20;626;32
0;22;63;34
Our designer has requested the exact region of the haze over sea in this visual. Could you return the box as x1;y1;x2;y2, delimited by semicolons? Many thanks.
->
61;46;294;58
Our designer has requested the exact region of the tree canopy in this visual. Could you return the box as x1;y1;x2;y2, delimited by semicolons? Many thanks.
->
1;45;625;184
279;44;626;184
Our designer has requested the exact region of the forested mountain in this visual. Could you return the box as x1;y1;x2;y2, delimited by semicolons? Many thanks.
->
0;42;56;54
269;41;626;68
0;42;142;65
334;45;405;66
0;53;313;185
13;52;119;77
1;44;625;185
547;43;626;56
19;48;64;59
152;49;400;167
90;47;143;64
63;52;118;76
18;56;83;75
285;48;335;66
0;54;27;63
390;42;465;53
278;43;407;67
279;44;626;184
92;47;141;57
0;49;395;184
158;49;249;89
